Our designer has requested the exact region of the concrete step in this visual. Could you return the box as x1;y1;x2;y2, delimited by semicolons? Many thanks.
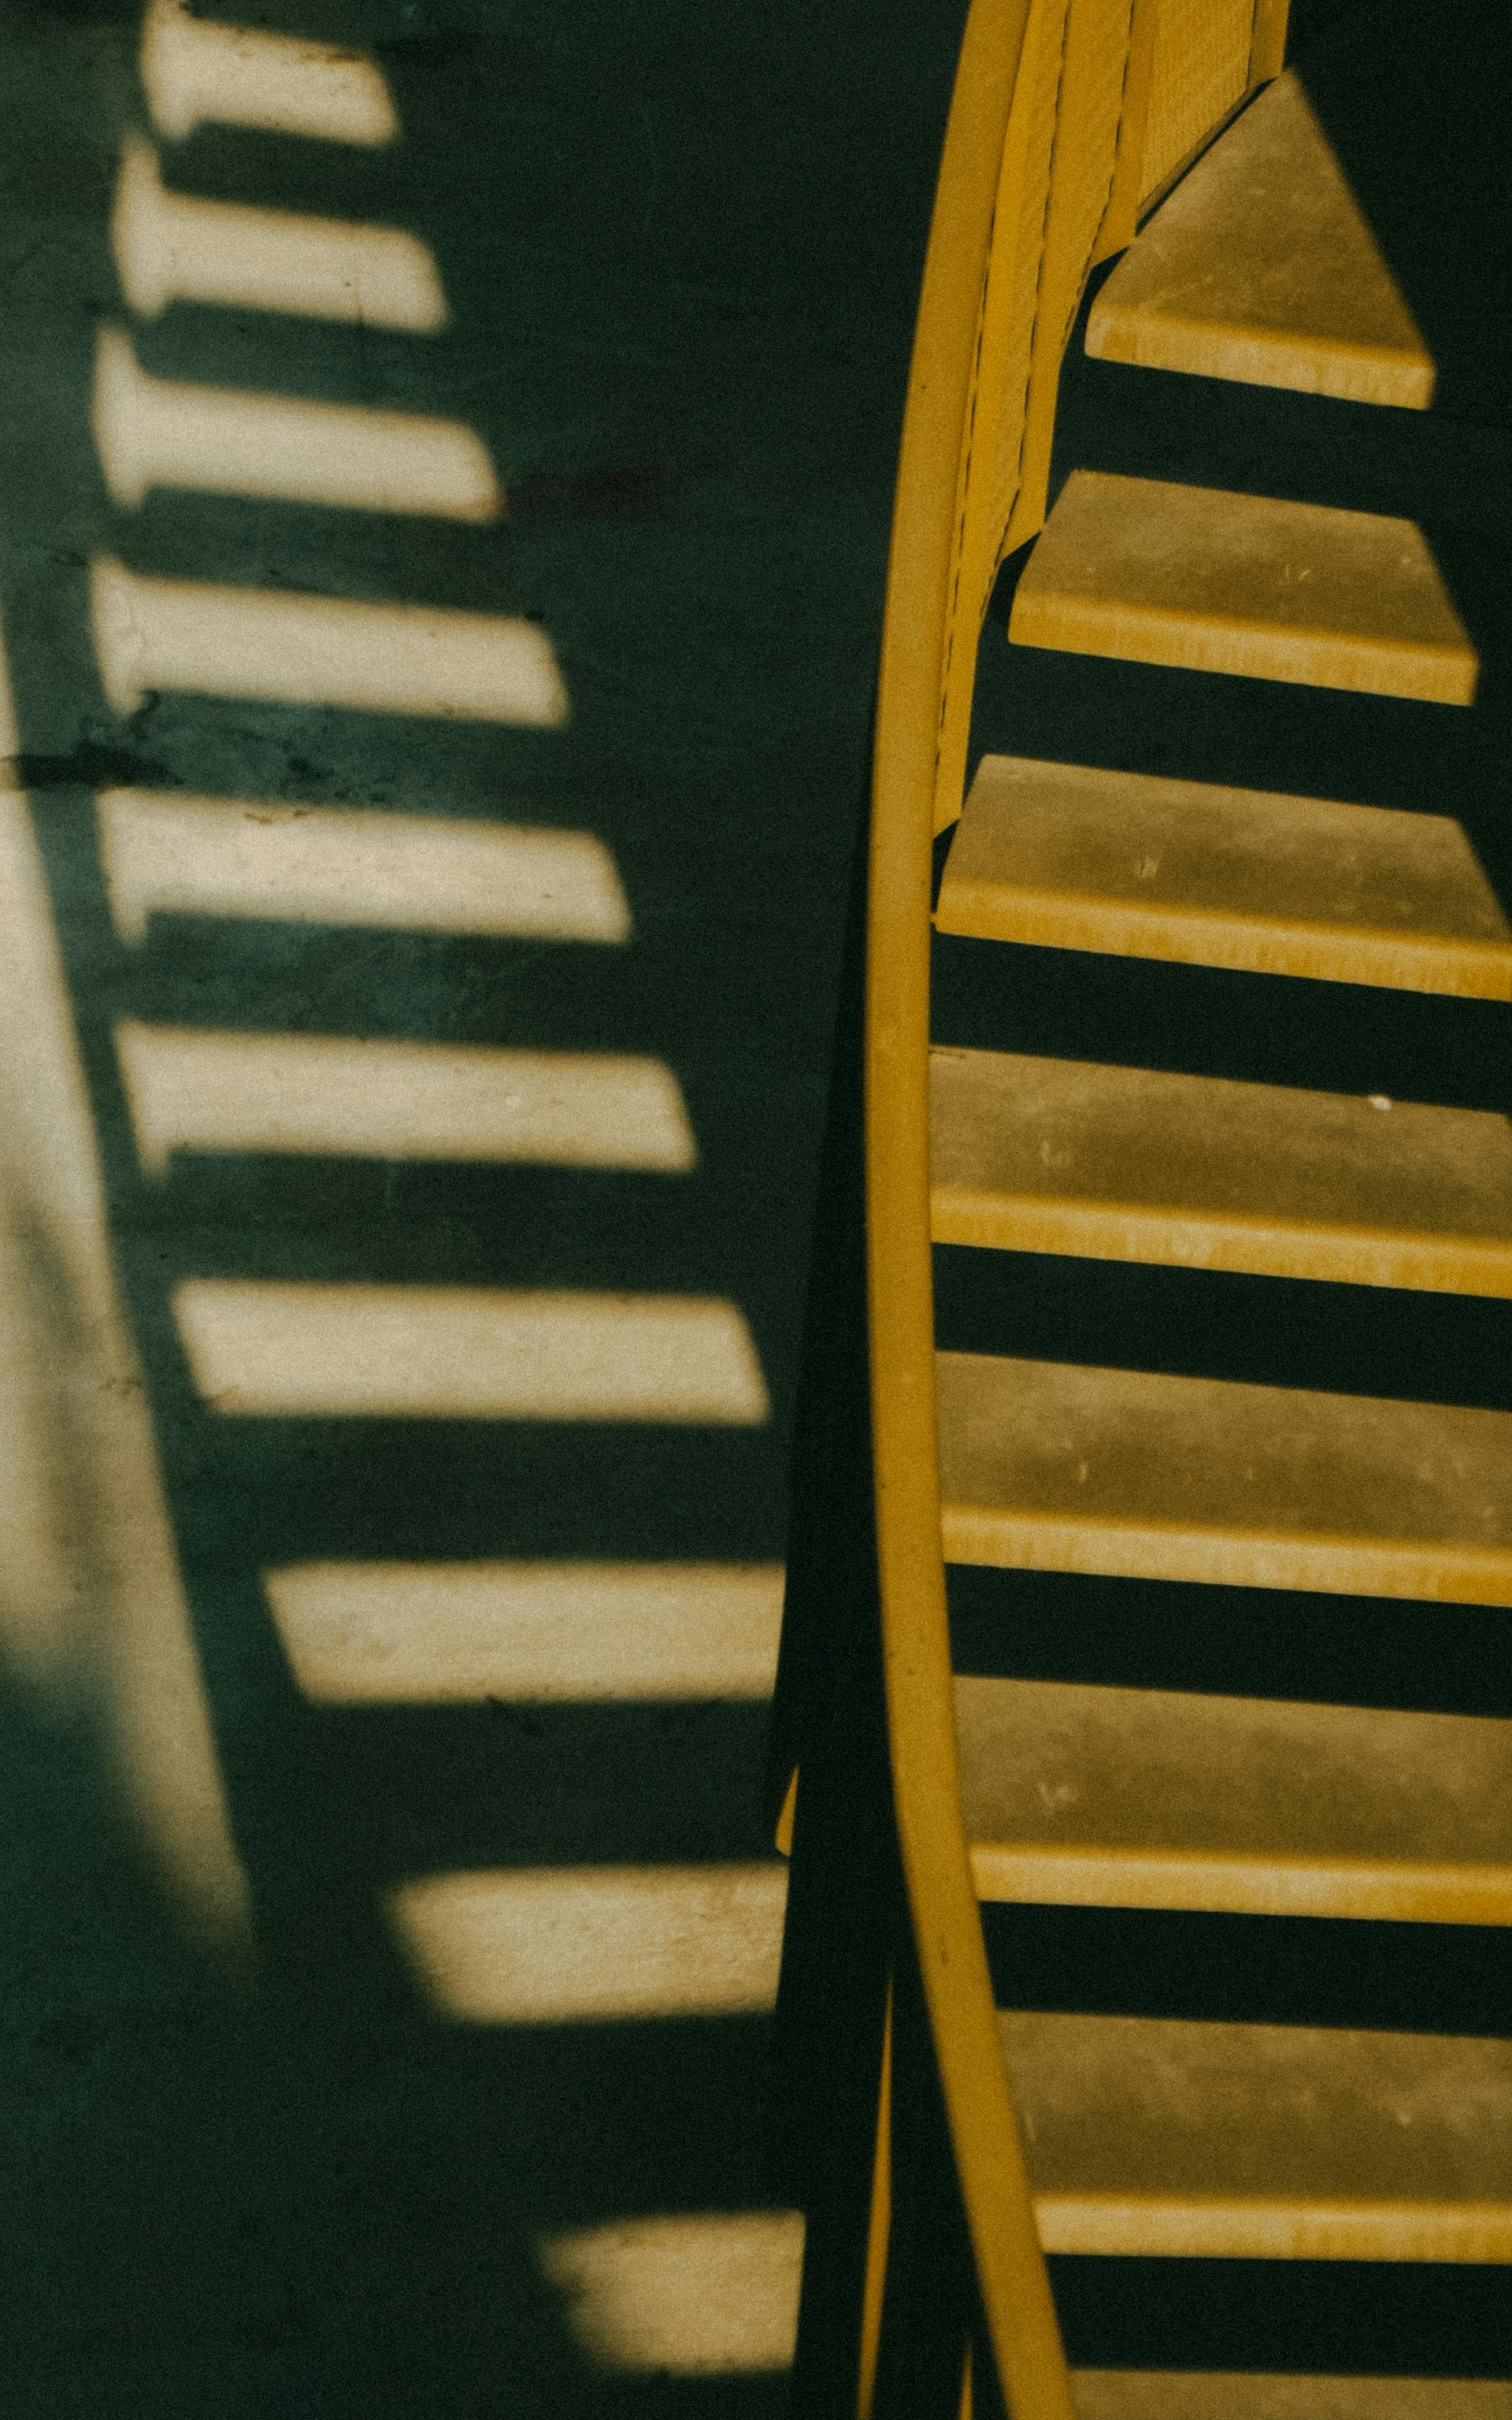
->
1088;69;1434;407
935;756;1512;998
1071;2380;1510;2420
936;1351;1512;1603
955;1674;1512;1921
928;1045;1512;1294
1007;471;1476;703
1002;2009;1512;2261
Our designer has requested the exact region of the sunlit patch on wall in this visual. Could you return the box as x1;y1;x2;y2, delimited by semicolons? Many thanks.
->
172;1280;772;1423
98;793;631;945
91;559;569;727
264;1561;784;1702
541;2211;802;2374
112;137;447;327
117;1023;698;1175
94;328;501;520
142;0;400;146
387;1863;788;2021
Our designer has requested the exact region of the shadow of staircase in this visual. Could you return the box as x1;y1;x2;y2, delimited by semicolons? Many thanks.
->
0;0;963;2409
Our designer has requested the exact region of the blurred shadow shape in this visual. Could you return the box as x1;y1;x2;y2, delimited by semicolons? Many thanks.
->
265;1558;784;1702
112;135;446;326
92;557;570;726
99;790;628;941
172;1280;773;1422
387;1861;787;2021
141;0;400;146
116;1023;698;1172
541;2209;803;2374
94;325;502;518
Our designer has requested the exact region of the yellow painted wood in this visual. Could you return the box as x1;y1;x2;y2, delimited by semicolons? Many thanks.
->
1247;0;1292;84
936;1353;1512;1605
825;0;1508;2382
1009;472;1477;703
774;1768;797;1856
1001;0;1132;551
1002;0;1142;558
1073;2380;1511;2420
1088;0;1158;266
929;1047;1512;1294
1137;0;1254;203
1002;2011;1512;2260
1088;72;1434;407
864;0;1077;2407
858;1991;892;2420
929;0;1071;839
956;1676;1512;1922
935;757;1512;999
932;0;1150;834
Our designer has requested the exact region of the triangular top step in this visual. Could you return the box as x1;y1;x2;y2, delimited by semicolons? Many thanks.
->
1087;70;1434;409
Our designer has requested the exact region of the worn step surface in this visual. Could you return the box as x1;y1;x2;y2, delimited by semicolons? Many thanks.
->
1088;69;1434;407
928;1046;1512;1294
935;757;1512;998
936;1352;1512;1603
1001;2010;1512;2260
1008;472;1477;703
1071;2379;1512;2420
955;1675;1512;1921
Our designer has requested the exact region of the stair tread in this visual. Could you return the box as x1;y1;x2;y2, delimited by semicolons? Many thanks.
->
935;755;1512;997
956;1675;1512;1920
1088;69;1434;408
1071;2377;1512;2420
928;1045;1512;1294
1001;2010;1512;2257
936;1352;1512;1604
1007;472;1477;704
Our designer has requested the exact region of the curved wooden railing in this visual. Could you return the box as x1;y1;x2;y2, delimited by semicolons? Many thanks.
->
854;0;1290;2410
866;1;1069;2407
